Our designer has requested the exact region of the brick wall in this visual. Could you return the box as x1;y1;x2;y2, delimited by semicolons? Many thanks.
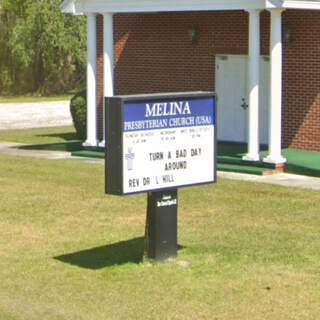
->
113;11;249;95
282;10;320;151
96;10;320;151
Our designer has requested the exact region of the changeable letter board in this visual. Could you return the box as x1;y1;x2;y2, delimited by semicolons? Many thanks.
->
105;92;216;195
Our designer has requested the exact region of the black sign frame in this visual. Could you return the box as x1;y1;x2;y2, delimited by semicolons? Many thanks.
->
105;92;217;195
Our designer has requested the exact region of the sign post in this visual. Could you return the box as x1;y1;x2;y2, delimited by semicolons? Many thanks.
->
105;92;216;260
145;189;178;260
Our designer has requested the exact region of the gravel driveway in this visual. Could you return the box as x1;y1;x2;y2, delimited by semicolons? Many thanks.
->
0;100;72;130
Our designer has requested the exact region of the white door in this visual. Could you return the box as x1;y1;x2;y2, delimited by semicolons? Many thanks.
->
216;55;248;142
215;55;269;144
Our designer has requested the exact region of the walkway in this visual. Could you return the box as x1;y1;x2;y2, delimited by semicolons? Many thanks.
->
1;141;320;190
218;171;320;191
0;141;102;164
0;101;319;191
0;101;72;130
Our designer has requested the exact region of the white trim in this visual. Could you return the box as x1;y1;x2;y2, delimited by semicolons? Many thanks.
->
243;9;261;162
103;13;114;98
263;8;286;164
61;0;268;14
61;0;320;15
83;13;99;147
265;0;284;9
99;13;115;148
283;1;320;9
60;0;73;12
60;0;80;14
82;0;267;13
60;0;85;14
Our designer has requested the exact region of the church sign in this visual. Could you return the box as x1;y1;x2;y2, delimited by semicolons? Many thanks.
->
105;92;216;195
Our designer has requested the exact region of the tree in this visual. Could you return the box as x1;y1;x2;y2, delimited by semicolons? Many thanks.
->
0;0;86;94
0;0;26;92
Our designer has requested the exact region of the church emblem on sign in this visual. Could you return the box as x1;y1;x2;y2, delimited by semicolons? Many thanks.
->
125;147;135;171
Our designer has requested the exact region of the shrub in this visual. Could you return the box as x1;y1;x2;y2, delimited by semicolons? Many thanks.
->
70;90;86;140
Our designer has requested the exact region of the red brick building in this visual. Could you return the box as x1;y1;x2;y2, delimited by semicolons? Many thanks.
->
61;0;320;164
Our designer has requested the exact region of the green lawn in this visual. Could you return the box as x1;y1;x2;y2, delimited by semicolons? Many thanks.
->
0;154;320;319
0;94;73;103
0;126;78;145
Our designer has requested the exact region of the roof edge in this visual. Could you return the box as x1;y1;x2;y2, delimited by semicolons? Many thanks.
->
283;0;320;9
60;0;320;15
60;0;78;14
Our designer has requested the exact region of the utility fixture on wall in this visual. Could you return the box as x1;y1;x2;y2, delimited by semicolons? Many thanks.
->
285;28;295;48
189;25;200;45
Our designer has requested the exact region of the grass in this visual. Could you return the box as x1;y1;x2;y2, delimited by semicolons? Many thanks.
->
0;94;73;103
1;153;320;319
1;127;320;178
0;126;82;152
0;126;78;145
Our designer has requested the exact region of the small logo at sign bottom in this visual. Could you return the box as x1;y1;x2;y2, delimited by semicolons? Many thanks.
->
157;199;177;207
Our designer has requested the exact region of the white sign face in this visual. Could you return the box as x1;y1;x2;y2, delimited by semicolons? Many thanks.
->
121;96;216;194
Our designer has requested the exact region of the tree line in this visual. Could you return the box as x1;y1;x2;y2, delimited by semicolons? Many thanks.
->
0;0;86;95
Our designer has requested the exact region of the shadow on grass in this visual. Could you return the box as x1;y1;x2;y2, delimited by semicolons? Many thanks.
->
37;132;78;141
54;237;145;269
17;141;83;152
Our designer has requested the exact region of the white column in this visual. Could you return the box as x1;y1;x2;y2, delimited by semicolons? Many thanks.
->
264;9;286;164
99;13;114;147
83;13;98;147
243;9;261;162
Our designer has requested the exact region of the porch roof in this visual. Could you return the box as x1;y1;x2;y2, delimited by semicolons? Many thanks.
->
60;0;320;14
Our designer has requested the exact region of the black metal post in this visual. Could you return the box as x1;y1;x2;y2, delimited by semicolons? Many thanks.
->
144;189;178;261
